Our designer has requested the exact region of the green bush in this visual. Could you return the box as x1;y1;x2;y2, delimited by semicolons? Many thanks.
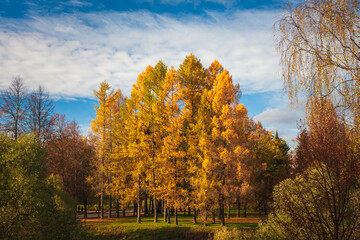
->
254;164;360;240
0;134;92;239
214;227;248;240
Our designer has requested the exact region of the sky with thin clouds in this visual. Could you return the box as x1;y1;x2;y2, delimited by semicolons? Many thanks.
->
0;0;305;147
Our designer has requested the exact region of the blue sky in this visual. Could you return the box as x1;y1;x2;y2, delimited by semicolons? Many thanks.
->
0;0;304;146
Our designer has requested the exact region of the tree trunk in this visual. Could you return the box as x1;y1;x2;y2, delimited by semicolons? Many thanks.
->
219;201;225;226
193;206;197;224
97;197;100;218
243;199;247;217
154;198;158;222
204;209;207;226
137;176;141;224
164;200;167;222
162;198;165;214
227;202;230;219
158;199;161;214
100;194;104;219
108;195;112;218
144;193;148;216
133;201;136;216
167;207;171;223
116;198;119;218
149;197;152;215
218;207;221;220
123;208;126;217
212;211;215;224
175;207;178;225
236;197;240;218
137;201;141;224
83;198;88;219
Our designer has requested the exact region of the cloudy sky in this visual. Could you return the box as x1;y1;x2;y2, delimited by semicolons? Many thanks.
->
0;0;304;146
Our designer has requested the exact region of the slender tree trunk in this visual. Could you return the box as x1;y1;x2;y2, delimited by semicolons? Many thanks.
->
152;125;158;223
158;199;161;214
100;194;104;219
137;176;141;224
164;200;167;222
108;195;112;218
144;193;148;216
204;209;207;226
133;201;136;216
193;206;197;224
158;200;162;214
83;199;88;219
188;207;191;215
97;197;100;218
243;199;247;218
116;198;120;218
212;211;215;224
149;197;152;215
162;198;165;215
123;208;126;217
167;207;171;223
174;207;178;225
218;207;221;220
236;197;240;218
227;202;230;219
154;198;158;222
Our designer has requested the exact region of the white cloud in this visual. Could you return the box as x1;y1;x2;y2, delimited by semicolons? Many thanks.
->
254;107;303;126
253;104;306;147
0;9;281;98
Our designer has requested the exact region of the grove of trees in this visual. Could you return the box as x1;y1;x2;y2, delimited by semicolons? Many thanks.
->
89;54;290;226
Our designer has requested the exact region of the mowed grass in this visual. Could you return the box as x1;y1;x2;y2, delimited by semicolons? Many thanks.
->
81;211;262;240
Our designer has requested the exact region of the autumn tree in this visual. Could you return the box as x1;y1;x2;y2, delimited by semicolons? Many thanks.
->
90;80;114;219
125;70;150;224
178;53;206;222
138;61;167;222
256;99;360;240
107;89;128;218
256;99;360;239
0;76;27;140
47;115;95;218
195;62;247;226
159;66;186;225
276;0;360;124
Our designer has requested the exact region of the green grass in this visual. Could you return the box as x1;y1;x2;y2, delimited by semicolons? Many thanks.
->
82;213;261;240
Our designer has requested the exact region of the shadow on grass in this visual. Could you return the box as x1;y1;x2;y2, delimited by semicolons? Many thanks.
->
95;226;212;240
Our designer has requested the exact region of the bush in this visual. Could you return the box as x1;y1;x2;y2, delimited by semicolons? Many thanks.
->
0;134;91;239
254;164;360;239
214;227;248;240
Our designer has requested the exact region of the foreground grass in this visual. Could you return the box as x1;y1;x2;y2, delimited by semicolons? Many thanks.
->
81;213;262;240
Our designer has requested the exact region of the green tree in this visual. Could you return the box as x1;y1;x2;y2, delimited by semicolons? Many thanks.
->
0;134;86;239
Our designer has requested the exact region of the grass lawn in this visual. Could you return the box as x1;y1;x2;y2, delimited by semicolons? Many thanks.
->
81;212;263;240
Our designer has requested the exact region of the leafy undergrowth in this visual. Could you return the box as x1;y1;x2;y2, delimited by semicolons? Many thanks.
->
81;214;261;240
